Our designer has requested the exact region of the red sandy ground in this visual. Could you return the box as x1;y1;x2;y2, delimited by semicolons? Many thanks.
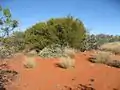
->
5;52;120;90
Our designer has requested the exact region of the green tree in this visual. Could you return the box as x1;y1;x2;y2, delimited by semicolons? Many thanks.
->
0;6;20;58
0;5;18;37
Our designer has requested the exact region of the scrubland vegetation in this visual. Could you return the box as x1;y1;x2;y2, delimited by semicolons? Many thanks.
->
0;5;120;67
0;5;120;68
0;5;120;90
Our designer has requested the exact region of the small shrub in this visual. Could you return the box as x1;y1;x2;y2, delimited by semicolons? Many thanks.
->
83;34;99;50
57;57;75;69
39;44;77;58
38;44;66;58
23;57;36;68
24;16;87;50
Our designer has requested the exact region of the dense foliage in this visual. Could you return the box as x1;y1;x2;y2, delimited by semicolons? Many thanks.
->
25;16;87;50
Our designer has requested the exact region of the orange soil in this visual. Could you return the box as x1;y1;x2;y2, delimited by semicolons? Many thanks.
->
5;52;120;90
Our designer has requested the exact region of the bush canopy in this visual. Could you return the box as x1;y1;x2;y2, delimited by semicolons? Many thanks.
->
25;16;87;50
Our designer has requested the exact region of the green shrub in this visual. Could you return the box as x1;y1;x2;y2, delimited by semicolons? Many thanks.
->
24;16;87;50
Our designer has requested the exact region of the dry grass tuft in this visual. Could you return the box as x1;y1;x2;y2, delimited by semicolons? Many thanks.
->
89;51;120;68
23;57;36;68
57;57;75;69
64;47;76;58
100;42;120;54
89;51;111;63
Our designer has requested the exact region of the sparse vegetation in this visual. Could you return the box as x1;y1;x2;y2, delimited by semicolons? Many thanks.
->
0;63;18;90
23;57;36;68
1;3;120;90
82;34;120;51
89;51;120;68
38;44;76;58
100;42;120;54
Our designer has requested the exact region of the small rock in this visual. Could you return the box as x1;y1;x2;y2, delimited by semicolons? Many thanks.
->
90;78;95;82
113;88;118;90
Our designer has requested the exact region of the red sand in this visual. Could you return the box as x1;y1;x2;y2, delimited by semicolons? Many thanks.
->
6;53;120;90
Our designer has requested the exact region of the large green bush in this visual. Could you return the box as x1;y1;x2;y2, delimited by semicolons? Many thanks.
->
25;16;87;50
